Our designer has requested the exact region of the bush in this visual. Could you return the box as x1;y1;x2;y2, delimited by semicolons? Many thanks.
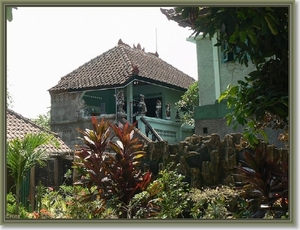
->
235;145;288;218
189;186;251;219
6;192;29;219
25;183;118;219
131;163;190;219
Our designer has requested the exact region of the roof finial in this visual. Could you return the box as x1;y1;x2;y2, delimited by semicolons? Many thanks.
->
118;39;130;47
132;65;139;75
118;39;124;45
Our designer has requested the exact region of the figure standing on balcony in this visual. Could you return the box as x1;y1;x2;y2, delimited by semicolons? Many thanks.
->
155;99;162;118
115;90;125;114
78;98;87;117
175;110;181;122
138;94;147;116
165;102;171;120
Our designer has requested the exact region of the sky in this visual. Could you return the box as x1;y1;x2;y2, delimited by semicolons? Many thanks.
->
6;7;198;119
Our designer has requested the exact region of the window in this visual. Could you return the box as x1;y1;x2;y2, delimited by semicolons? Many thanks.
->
222;42;234;63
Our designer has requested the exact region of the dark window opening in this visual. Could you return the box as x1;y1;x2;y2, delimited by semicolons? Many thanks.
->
222;42;234;63
126;97;162;123
144;97;162;118
203;127;208;134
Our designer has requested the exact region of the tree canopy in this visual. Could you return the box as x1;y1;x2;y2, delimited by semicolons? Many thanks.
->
32;110;51;130
175;81;199;126
174;7;289;144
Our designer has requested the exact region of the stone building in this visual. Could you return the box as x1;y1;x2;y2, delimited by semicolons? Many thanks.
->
48;39;195;149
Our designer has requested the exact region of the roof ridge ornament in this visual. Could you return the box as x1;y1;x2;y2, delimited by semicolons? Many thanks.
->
117;38;130;48
132;65;139;75
147;51;159;57
133;43;145;52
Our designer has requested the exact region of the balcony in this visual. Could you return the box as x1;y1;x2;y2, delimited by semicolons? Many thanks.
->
136;115;194;144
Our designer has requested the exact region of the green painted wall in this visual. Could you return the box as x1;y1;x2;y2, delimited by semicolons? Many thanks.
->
194;100;231;120
83;89;116;114
163;88;184;120
188;35;255;106
132;84;163;99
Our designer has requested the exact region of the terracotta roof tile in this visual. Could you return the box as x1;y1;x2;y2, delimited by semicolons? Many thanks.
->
49;41;195;92
6;109;72;154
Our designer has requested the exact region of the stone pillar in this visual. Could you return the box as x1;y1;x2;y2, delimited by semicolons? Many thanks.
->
126;83;133;123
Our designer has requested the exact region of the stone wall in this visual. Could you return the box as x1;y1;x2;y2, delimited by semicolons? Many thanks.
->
142;133;289;188
194;117;287;149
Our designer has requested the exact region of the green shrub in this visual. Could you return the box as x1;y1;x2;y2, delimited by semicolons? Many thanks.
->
6;192;28;219
131;163;190;219
189;186;251;219
26;183;118;219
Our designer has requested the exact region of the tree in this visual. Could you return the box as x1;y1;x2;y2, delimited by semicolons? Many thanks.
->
7;132;59;215
7;73;14;108
32;110;51;130
7;90;14;108
175;81;199;126
172;7;289;144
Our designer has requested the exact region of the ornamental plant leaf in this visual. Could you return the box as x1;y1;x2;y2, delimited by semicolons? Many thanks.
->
235;144;288;217
74;117;151;218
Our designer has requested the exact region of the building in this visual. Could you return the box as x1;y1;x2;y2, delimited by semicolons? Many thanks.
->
160;8;285;148
49;39;195;148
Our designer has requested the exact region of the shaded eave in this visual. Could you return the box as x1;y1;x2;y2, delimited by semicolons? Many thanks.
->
49;75;191;95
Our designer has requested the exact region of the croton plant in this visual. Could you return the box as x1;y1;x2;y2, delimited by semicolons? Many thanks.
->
73;116;152;217
235;143;288;218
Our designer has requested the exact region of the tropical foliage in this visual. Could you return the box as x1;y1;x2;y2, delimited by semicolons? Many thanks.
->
7;132;59;215
189;186;251;219
6;117;288;220
130;163;189;219
32;110;51;130
73;117;152;218
235;145;288;218
175;81;199;126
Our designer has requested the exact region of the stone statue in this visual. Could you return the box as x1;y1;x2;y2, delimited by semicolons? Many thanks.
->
165;102;171;120
138;94;147;115
116;90;125;114
175;110;181;122
78;99;86;110
78;99;87;117
155;99;162;118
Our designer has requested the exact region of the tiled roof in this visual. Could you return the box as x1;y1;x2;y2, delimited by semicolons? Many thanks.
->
6;109;72;154
49;39;195;93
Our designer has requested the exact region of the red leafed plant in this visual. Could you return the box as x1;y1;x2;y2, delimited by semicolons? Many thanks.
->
107;121;152;204
235;144;288;218
73;117;152;217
